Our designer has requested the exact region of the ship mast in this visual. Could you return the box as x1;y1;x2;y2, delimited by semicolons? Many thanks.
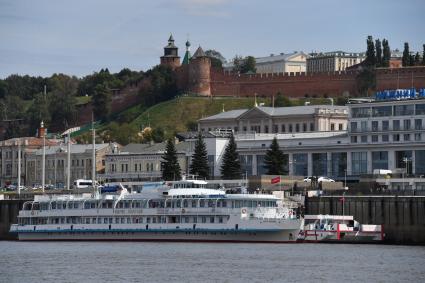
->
17;139;21;195
41;121;45;193
91;113;98;198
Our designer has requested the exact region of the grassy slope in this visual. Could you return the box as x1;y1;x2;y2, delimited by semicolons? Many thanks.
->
130;96;271;135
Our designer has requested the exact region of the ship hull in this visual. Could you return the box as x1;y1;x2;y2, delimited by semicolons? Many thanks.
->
13;228;300;243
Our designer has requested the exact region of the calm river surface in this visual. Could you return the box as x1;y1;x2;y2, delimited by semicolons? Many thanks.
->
0;241;424;283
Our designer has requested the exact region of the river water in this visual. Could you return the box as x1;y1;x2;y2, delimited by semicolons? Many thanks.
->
0;241;424;283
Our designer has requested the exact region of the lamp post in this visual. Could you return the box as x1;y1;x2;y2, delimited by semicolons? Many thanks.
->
402;156;409;191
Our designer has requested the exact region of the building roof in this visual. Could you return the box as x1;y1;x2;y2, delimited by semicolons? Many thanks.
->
119;142;191;154
33;143;112;155
199;105;348;121
0;137;60;147
223;51;308;69
255;51;308;64
176;131;233;141
199;109;247;121
192;46;206;58
182;50;191;65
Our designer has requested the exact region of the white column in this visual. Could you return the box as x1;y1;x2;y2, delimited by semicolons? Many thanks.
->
288;153;294;175
252;154;257;176
347;151;352;175
367;151;373;174
307;152;313;176
387;149;395;171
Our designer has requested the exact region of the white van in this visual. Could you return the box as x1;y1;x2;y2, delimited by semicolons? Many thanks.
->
73;179;97;189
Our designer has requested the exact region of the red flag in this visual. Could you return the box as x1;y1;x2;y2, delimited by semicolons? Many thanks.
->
271;176;281;184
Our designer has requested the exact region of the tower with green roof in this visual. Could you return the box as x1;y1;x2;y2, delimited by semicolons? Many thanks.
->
182;40;191;65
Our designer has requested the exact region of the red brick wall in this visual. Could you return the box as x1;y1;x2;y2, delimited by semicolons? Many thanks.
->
209;66;425;98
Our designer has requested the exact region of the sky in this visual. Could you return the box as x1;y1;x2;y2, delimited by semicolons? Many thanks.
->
0;0;424;78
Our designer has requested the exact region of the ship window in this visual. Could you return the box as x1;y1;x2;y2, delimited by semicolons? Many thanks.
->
202;217;207;223
147;217;151;223
210;217;215;223
115;218;120;224
191;200;197;208
74;203;79;209
193;216;198;223
97;218;101;224
85;218;90;224
200;200;205;207
219;216;223;223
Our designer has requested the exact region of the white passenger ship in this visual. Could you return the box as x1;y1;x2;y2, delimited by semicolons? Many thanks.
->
10;179;302;242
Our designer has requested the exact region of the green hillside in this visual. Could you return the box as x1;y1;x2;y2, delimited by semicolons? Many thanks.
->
130;96;271;135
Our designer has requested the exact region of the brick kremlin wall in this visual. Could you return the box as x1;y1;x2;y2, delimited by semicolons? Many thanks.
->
210;66;425;98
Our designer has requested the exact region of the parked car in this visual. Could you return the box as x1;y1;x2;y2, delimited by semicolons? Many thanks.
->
303;176;335;182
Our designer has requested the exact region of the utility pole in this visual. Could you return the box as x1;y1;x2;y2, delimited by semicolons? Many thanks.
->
41;121;45;193
17;139;21;195
67;132;71;190
92;113;97;196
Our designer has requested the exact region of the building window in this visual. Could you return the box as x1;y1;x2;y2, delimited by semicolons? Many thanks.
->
415;104;425;115
243;126;247;132
415;119;422;130
310;123;314;131
393;134;400;142
240;155;253;176
264;125;269;133
415;133;422;141
371;135;378;143
293;153;308;176
273;125;278;133
393;120;400;131
361;121;367;131
303;123;307;132
351;136;358;143
281;124;286;132
372;121;378;131
361;135;367;143
331;123;335;131
312;153;327;177
289;125;293;132
404;134;410;141
394;104;414;116
382;135;389;142
351;152;367;175
403;119;411;130
372;151;388;170
372;106;392;117
338;123;343;130
256;155;267;176
395;151;412;174
295;124;300;132
415;150;425;174
382;120;389;131
350;122;357;132
331;152;347;178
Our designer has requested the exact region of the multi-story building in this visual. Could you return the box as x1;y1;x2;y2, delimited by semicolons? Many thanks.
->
101;142;191;183
347;95;425;176
0;137;59;187
223;51;309;74
307;51;365;73
25;143;118;188
198;105;348;134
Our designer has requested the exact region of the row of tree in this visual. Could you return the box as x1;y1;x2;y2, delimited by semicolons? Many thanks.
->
365;36;391;67
161;134;285;181
402;43;425;67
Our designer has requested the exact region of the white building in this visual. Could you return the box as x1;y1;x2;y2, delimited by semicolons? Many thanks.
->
198;105;348;134
26;143;118;188
307;51;365;73
223;51;309;74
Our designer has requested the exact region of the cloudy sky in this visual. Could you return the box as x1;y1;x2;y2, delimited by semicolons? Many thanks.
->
0;0;424;78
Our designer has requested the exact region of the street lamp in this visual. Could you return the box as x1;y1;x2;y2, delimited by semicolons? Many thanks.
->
402;156;410;191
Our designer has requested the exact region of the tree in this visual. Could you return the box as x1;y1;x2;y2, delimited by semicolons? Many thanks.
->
356;66;376;96
382;39;391;67
189;133;209;179
220;134;241;179
152;127;165;143
409;54;415;66
414;52;421;66
241;56;256;73
232;55;244;73
49;73;78;130
365;36;376;66
375;39;382;67
274;93;292;107
264;137;285;175
92;83;112;120
422;44;425;66
205;49;226;69
26;93;51;135
162;138;181;181
0;80;7;99
402;42;410;67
